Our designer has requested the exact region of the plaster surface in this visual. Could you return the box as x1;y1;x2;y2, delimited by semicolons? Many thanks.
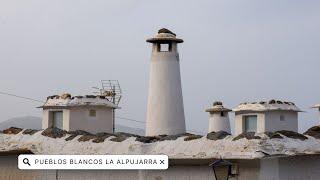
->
208;112;231;133
146;41;186;136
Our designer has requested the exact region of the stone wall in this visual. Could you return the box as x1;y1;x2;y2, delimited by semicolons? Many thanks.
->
1;155;320;180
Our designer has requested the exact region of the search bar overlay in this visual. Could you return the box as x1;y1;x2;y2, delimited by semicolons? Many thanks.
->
18;155;168;170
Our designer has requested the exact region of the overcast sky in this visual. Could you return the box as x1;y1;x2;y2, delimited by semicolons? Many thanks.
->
0;0;319;133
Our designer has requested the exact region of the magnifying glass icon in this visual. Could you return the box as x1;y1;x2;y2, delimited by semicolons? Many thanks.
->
23;158;31;166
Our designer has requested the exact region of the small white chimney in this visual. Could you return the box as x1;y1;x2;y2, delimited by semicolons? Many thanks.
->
145;28;186;136
312;104;320;124
205;101;231;133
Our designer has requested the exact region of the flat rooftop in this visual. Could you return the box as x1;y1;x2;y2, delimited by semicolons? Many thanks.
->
233;100;301;112
39;94;118;109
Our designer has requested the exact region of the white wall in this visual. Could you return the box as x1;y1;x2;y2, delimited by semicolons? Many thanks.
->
208;112;231;133
234;111;298;135
69;107;113;134
63;109;70;130
234;160;260;180
0;156;259;180
58;166;215;180
42;109;50;129
259;158;279;180
318;108;320;125
264;111;298;132
2;155;320;180
278;155;320;180
258;155;320;180
0;155;56;180
42;107;114;134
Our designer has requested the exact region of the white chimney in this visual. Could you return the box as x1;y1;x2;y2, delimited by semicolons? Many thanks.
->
312;104;320;124
205;101;231;133
145;28;186;136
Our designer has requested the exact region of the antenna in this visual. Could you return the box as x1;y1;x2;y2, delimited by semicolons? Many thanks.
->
92;80;122;106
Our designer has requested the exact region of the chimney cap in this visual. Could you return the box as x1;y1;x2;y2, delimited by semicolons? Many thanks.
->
206;101;231;113
146;28;183;43
158;28;176;36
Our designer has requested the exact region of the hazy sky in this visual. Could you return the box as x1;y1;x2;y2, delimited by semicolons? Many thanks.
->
0;0;319;134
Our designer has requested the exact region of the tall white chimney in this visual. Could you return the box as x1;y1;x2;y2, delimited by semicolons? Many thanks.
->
205;101;231;133
145;28;186;136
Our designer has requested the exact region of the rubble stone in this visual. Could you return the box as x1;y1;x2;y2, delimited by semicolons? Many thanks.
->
3;127;23;135
22;129;39;135
264;132;283;139
41;128;67;138
184;135;202;141
304;126;320;139
207;131;230;140
233;132;261;141
276;130;307;141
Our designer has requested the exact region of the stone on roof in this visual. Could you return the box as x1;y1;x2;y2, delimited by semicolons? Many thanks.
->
206;101;232;113
304;126;320;139
3;127;23;135
41;93;118;109
22;129;39;135
206;131;230;140
65;130;93;141
184;135;202;141
232;132;261;141
264;132;283;139
78;135;97;142
92;133;114;143
41;127;67;138
158;28;176;36
276;130;308;140
60;93;71;99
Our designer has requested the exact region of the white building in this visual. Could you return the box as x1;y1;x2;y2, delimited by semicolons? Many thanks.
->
39;94;118;134
233;100;301;135
205;101;231;133
145;28;186;136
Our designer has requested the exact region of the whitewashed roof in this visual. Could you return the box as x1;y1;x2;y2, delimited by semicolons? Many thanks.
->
40;94;118;109
233;100;301;112
1;129;320;160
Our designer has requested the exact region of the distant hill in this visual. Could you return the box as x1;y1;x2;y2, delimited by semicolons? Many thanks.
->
0;116;42;130
0;116;145;135
115;124;144;136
